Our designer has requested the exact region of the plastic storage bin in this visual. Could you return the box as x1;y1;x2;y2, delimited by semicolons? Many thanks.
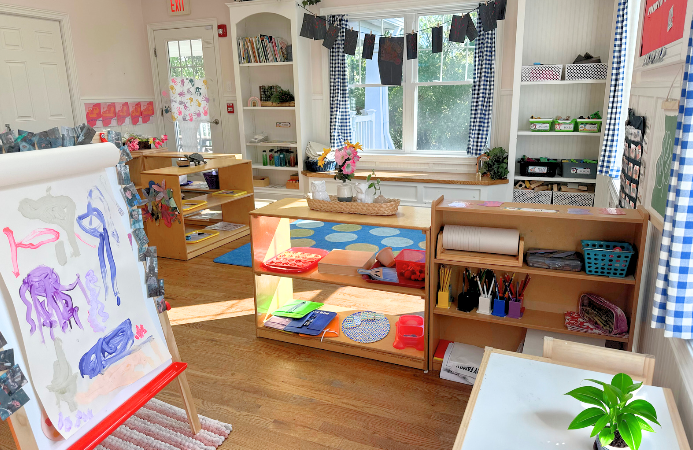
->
554;118;577;132
561;160;598;179
513;189;552;204
577;119;602;133
394;249;426;282
529;118;554;132
521;64;562;82
552;191;595;207
565;63;608;80
519;159;560;177
581;241;635;278
392;315;425;351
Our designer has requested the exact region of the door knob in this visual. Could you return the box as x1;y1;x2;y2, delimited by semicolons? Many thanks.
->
212;119;220;125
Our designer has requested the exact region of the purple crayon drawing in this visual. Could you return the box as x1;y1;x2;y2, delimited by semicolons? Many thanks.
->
84;270;108;332
77;192;121;306
19;266;84;343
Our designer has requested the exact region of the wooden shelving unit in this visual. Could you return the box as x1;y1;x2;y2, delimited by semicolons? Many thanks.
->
428;197;649;370
141;158;255;260
250;198;430;370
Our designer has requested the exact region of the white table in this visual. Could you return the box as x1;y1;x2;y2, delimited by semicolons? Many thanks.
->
454;349;690;450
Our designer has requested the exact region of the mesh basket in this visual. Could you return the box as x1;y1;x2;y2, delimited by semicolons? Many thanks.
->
565;63;608;80
552;191;595;206
513;189;552;204
521;65;562;82
581;241;634;278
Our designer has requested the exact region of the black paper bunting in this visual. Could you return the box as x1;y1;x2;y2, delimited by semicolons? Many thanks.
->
343;28;358;55
465;13;478;41
406;32;418;60
314;16;327;40
496;0;507;20
432;26;443;53
362;33;375;59
449;15;467;43
479;2;497;31
300;13;315;39
323;24;339;49
378;37;404;86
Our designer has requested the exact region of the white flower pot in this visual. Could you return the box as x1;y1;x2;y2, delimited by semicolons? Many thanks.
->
337;183;353;202
595;432;629;450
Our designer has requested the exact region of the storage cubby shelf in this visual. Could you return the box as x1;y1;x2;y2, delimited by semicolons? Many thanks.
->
246;142;298;147
240;61;293;67
182;193;254;216
251;164;299;171
512;176;598;184
521;79;607;85
517;131;603;137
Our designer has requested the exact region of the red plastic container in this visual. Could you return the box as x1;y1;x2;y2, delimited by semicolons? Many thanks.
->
360;262;425;289
261;247;329;273
394;249;426;282
393;315;425;351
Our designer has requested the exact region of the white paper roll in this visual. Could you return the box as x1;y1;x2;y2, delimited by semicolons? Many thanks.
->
443;225;519;256
0;143;120;189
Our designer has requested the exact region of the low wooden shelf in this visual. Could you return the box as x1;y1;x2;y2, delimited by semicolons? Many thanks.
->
250;198;431;370
428;197;648;370
141;158;254;260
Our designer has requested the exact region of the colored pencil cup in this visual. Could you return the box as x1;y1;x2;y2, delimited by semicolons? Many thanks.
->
507;299;523;319
458;291;479;312
438;289;451;309
478;295;492;315
492;298;507;317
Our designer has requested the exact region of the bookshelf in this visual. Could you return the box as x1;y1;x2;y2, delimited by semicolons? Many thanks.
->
428;197;648;370
229;0;314;200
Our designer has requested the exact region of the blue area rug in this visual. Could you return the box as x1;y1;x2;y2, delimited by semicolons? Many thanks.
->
213;221;425;267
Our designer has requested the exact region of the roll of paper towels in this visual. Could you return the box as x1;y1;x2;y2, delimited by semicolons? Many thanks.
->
442;225;520;256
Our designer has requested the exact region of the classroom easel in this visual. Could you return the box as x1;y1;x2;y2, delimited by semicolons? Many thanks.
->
5;307;200;450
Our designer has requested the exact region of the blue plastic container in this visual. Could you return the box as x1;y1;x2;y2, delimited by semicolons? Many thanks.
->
581;241;634;278
492;298;507;318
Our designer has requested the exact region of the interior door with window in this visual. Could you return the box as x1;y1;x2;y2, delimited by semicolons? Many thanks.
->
154;26;222;153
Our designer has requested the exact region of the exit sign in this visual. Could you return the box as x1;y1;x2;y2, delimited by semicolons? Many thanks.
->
168;0;190;15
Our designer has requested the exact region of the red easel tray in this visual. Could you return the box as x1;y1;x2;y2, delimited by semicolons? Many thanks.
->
360;262;425;289
261;247;329;273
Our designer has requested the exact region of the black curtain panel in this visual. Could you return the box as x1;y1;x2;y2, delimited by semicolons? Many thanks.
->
323;24;339;49
449;15;467;43
432;25;443;53
314;16;328;40
362;33;375;59
343;28;358;55
378;37;404;85
406;32;418;60
300;13;316;39
495;0;507;20
465;13;478;41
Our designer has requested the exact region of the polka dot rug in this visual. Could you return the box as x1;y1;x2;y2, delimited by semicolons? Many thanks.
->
214;221;426;267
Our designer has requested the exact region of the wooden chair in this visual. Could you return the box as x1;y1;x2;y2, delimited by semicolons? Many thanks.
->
543;337;656;385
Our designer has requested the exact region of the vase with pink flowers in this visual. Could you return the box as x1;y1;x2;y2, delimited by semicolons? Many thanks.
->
333;141;361;202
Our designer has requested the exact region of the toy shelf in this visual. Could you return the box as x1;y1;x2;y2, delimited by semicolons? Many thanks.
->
514;175;598;184
428;197;648;370
516;131;603;137
250;198;431;370
141;158;255;260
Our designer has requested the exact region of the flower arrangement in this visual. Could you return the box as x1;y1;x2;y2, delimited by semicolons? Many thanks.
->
152;134;168;149
123;134;168;152
330;141;361;182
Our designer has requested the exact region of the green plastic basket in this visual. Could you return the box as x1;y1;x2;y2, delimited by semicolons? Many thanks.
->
529;118;554;132
554;118;577;132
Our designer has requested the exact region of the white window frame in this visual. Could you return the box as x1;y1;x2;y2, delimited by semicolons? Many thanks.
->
321;0;485;159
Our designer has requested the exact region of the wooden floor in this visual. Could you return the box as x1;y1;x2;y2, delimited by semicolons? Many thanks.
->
0;237;469;450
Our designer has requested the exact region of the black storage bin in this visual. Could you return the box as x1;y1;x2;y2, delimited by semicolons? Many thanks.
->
518;159;560;177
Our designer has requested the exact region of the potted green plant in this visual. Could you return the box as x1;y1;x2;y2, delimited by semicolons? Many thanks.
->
269;87;295;107
566;373;660;450
480;147;509;180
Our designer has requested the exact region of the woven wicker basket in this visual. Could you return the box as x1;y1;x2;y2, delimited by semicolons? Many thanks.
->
306;195;400;216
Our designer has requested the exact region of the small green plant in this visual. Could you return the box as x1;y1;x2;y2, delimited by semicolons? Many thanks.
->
566;373;659;449
481;147;509;180
366;170;382;197
270;87;295;104
301;0;321;6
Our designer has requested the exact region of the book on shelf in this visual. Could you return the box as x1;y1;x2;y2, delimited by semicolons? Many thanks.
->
237;35;290;64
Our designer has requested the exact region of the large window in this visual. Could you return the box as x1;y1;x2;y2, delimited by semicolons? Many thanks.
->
346;12;476;154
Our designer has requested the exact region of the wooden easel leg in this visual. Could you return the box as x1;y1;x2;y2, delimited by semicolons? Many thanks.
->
8;407;40;450
158;311;202;434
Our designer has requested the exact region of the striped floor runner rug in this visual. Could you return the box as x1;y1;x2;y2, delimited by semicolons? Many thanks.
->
95;398;232;450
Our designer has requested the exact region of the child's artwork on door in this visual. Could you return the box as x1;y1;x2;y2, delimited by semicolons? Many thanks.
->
0;170;171;439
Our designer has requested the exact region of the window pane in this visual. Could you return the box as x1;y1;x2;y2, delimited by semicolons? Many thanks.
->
417;84;471;151
348;86;402;151
347;18;404;85
418;13;475;82
168;41;180;58
190;39;203;57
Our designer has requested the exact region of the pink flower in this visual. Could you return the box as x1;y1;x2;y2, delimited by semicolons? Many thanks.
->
128;141;139;151
342;160;355;175
162;135;168;142
335;148;347;165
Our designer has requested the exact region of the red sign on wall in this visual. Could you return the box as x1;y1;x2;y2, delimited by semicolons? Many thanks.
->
640;0;686;55
168;0;190;16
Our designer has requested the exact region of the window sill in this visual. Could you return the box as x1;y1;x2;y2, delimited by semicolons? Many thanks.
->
357;152;478;172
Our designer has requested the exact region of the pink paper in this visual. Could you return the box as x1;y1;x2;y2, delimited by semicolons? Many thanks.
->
101;102;116;127
481;201;503;207
116;102;130;126
129;102;142;125
141;101;154;124
598;208;626;215
84;103;102;127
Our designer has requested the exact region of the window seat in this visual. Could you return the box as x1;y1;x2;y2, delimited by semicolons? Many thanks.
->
302;170;508;186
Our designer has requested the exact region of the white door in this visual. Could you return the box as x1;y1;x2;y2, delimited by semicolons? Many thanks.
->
0;15;74;133
154;26;222;153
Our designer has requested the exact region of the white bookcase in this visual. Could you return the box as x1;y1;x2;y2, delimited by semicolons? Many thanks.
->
506;0;618;201
229;0;314;199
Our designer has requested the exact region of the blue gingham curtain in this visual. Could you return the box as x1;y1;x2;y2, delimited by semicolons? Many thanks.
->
328;15;352;149
598;0;629;177
466;13;496;156
652;18;693;339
